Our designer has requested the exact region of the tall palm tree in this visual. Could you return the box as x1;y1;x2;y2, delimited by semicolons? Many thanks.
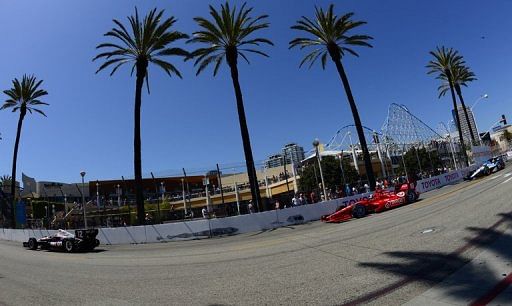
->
1;75;49;228
94;8;189;225
427;46;469;166
290;4;376;190
187;2;273;211
437;64;478;145
0;175;11;185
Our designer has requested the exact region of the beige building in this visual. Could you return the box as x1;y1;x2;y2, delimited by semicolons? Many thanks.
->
490;125;512;154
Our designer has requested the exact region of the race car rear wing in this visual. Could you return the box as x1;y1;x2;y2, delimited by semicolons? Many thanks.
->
75;229;99;240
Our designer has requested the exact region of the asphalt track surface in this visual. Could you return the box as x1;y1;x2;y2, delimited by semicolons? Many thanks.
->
1;167;512;306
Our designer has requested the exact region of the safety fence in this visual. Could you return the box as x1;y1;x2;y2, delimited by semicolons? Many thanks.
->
0;165;477;245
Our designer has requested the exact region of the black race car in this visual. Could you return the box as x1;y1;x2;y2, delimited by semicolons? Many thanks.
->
23;229;100;252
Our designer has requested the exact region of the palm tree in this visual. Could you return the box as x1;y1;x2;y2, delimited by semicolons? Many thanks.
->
1;75;49;228
427;46;469;166
290;5;376;190
437;64;478;145
94;8;188;225
187;2;273;211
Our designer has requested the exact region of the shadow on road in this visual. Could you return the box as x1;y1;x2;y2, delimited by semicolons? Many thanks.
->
351;211;512;304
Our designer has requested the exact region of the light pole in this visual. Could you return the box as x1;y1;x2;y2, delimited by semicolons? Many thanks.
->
470;94;489;145
96;182;100;209
348;131;360;175
313;139;327;202
440;121;458;170
116;184;121;208
282;148;291;196
373;131;387;178
181;178;187;217
158;181;163;223
337;152;346;188
80;171;87;229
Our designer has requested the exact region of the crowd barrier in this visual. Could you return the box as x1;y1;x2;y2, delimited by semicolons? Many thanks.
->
416;165;477;193
0;165;477;245
0;191;372;245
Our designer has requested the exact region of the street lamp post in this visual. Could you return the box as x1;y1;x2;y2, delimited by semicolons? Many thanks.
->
181;178;187;217
96;182;100;209
116;184;121;208
313;139;328;202
337;152;346;188
348;131;360;175
440;121;458;170
158;182;163;223
282;149;291;196
80;171;87;229
470;94;489;145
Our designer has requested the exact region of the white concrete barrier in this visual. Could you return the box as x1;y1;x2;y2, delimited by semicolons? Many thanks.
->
416;165;477;193
2;172;476;246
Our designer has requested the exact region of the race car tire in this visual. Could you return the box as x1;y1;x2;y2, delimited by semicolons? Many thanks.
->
28;238;38;250
407;190;416;204
352;204;367;219
63;239;74;253
95;239;100;247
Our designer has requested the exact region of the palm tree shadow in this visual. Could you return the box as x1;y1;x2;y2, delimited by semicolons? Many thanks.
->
357;212;512;302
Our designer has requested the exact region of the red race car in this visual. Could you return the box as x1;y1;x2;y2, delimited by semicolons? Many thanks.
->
321;183;420;223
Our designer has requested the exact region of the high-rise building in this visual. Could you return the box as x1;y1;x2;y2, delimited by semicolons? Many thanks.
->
452;106;479;143
265;154;284;169
282;143;305;165
264;143;305;169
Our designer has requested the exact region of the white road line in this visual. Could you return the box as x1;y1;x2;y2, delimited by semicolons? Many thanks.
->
489;175;502;180
505;173;512;178
500;177;512;185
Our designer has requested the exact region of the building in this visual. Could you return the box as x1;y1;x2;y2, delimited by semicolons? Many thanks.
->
282;143;305;165
490;124;512;154
265;154;284;169
265;143;305;169
452;106;479;143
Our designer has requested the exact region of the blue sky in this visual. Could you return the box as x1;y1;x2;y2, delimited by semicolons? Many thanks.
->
0;0;511;183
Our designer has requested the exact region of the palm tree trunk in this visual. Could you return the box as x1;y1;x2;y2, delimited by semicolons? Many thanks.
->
134;61;147;225
446;70;469;167
227;52;262;212
10;110;25;228
455;84;476;146
330;56;376;191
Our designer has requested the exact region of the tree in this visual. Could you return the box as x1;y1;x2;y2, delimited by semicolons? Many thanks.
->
427;46;469;166
0;175;12;187
94;8;189;225
1;75;49;228
437;64;478;145
298;156;358;195
187;2;273;211
503;130;512;149
289;4;376;191
397;147;443;177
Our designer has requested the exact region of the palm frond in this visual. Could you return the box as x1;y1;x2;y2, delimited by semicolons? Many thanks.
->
1;74;49;116
95;7;188;87
188;1;272;76
290;4;372;69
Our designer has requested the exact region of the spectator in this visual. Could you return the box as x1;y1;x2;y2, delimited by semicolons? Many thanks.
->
310;191;317;203
202;206;209;219
299;193;308;205
275;200;281;210
145;213;153;225
292;194;300;206
248;200;255;214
